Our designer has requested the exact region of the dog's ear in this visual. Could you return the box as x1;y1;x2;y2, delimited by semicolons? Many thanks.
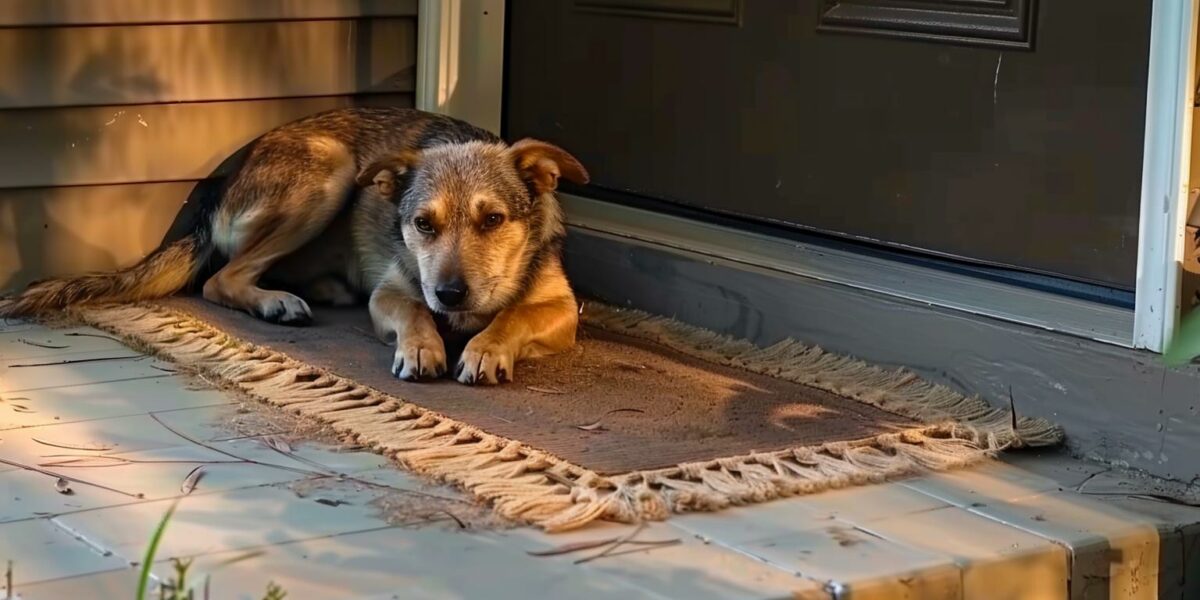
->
508;139;589;195
355;151;421;197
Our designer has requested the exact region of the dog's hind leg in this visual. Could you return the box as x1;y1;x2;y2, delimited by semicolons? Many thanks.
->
203;204;336;325
202;137;356;325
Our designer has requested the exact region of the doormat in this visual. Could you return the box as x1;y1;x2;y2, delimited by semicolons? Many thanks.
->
73;298;1062;532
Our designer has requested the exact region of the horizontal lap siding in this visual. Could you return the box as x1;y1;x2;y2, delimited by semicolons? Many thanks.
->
0;1;417;27
0;19;416;109
0;3;417;290
0;94;413;188
0;182;192;287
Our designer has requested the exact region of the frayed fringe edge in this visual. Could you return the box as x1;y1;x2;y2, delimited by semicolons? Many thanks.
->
73;302;1062;533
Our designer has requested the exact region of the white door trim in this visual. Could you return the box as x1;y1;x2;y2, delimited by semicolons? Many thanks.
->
1134;0;1198;351
416;0;506;133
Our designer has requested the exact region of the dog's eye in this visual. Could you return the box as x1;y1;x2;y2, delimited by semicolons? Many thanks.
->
413;217;435;234
483;213;505;229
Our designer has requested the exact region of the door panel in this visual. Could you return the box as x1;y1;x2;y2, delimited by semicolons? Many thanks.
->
574;0;742;25
817;0;1037;49
505;1;1152;288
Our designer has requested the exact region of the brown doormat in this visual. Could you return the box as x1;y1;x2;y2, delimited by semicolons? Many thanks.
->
74;298;1062;532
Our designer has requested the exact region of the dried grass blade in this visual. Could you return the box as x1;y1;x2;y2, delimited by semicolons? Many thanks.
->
211;550;266;569
149;413;240;459
39;457;131;468
181;466;206;495
9;354;144;368
577;539;682;562
0;456;142;498
574;523;648;564
261;436;338;474
439;509;467;529
526;537;620;557
31;438;114;452
526;386;566;395
40;457;240;469
262;436;292;453
64;332;125;343
1079;491;1200;507
1008;385;1019;438
18;338;68;349
149;413;313;477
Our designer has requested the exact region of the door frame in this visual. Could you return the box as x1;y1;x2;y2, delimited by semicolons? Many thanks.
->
1133;0;1198;351
417;0;1198;352
415;0;505;134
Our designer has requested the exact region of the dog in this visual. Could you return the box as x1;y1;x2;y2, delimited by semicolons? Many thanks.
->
0;107;589;385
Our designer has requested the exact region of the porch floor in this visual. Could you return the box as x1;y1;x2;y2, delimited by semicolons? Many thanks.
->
2;320;1198;599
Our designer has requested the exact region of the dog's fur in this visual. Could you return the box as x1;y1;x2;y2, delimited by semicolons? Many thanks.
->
0;107;589;385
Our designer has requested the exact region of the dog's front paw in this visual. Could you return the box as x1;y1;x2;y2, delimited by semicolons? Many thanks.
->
391;332;447;381
456;337;515;385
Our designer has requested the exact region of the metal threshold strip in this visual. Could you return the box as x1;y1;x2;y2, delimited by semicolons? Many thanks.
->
561;194;1135;348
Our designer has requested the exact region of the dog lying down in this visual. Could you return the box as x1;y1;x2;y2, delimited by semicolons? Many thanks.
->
0;108;590;386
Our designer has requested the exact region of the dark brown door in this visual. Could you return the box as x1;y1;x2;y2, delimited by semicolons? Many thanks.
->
504;0;1153;289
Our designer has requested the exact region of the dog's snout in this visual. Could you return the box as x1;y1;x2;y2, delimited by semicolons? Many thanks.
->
435;280;469;308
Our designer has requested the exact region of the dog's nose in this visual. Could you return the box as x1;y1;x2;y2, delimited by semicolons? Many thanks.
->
435;281;469;308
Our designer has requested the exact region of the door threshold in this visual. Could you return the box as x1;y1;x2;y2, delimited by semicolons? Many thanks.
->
561;194;1135;347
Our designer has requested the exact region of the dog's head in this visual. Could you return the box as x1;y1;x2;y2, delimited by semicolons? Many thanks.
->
357;139;588;316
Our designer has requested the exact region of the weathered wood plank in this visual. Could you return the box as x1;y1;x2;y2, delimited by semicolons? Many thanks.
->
0;181;192;290
0;18;415;109
0;0;416;27
0;93;412;189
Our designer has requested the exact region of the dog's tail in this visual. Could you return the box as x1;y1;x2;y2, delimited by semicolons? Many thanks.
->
0;230;213;319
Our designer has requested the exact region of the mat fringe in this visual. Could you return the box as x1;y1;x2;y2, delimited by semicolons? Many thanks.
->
73;302;1062;532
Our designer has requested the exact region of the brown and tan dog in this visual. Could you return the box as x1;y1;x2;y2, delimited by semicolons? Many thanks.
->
0;107;589;385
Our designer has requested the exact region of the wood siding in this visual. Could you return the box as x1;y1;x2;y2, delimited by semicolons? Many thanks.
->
0;2;417;290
